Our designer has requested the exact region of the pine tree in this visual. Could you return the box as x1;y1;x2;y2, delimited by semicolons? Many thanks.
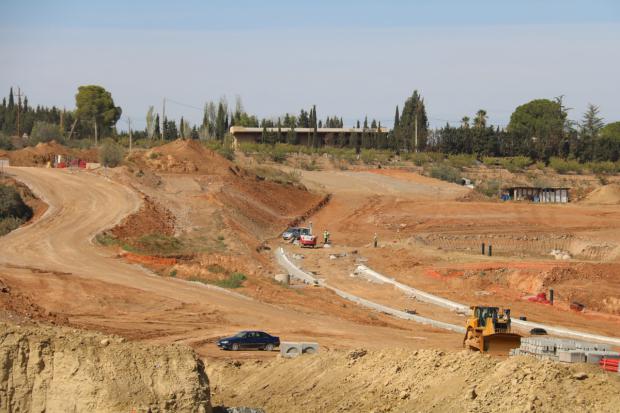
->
8;87;14;109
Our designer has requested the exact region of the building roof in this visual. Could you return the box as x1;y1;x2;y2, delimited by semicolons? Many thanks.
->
230;126;389;134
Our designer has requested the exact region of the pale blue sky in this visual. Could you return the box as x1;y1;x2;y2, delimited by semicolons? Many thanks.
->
1;1;619;129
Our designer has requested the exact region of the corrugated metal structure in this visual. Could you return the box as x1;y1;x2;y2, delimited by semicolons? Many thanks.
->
506;187;570;203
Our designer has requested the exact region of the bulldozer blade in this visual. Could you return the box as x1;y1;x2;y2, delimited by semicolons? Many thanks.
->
483;333;521;355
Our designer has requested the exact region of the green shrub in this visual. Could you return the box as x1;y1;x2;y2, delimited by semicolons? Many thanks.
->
0;133;13;150
428;163;460;183
270;144;288;163
0;184;33;221
189;272;247;289
300;159;320;171
99;138;125;167
95;233;119;246
214;272;247;289
549;157;583;174
446;154;477;170
0;184;32;236
588;161;618;174
405;152;433;166
207;263;226;274
249;166;301;185
475;179;501;197
0;216;23;236
360;149;391;164
135;233;183;255
482;157;501;167
505;156;532;171
218;134;235;161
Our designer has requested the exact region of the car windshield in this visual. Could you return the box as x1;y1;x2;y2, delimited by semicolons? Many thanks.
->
300;228;310;235
234;332;247;338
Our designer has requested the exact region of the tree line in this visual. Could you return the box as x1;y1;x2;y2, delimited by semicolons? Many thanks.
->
430;99;620;162
1;84;618;163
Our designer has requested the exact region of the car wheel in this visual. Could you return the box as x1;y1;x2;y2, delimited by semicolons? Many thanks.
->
231;343;240;351
264;343;274;351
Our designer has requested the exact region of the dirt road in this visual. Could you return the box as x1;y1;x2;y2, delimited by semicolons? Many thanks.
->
0;167;460;356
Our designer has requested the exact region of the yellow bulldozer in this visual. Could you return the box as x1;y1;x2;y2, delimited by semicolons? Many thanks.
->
463;306;521;354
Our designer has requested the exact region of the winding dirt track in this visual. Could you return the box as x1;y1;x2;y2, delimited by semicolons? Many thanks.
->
0;167;459;355
0;167;262;309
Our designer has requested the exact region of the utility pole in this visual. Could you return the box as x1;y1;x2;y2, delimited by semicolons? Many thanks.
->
15;87;23;138
94;120;98;146
60;108;65;135
414;116;418;153
127;117;133;153
162;97;166;140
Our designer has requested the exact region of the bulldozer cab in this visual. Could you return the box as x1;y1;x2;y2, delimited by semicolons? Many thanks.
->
474;306;499;328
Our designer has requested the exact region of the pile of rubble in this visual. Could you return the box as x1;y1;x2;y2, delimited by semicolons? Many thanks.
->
511;336;620;365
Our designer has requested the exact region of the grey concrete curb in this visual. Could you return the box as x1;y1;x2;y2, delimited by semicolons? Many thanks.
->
275;248;465;334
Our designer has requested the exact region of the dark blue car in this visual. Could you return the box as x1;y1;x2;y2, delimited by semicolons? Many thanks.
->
217;331;280;351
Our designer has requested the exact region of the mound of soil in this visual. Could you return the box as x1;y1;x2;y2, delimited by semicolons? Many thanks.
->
209;348;620;413
1;323;212;413
139;139;234;175
109;195;176;240
581;183;620;204
5;141;99;166
7;141;70;166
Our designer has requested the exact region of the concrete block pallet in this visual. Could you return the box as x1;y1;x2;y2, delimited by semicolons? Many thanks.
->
512;336;620;364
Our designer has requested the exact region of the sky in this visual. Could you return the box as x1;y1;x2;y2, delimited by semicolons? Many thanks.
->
1;0;619;130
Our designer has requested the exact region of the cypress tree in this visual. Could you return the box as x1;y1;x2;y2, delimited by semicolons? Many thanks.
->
394;105;400;129
154;114;161;138
8;88;14;109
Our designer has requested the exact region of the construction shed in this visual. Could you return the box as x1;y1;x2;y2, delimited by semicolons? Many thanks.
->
229;126;389;148
505;187;570;203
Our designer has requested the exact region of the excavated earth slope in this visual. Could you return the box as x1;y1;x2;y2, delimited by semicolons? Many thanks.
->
0;323;211;413
209;348;620;413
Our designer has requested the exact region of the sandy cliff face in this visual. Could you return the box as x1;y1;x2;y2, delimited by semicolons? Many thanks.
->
0;324;211;413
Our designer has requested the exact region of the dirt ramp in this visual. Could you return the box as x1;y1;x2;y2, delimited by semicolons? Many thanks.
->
582;183;620;204
0;323;211;413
